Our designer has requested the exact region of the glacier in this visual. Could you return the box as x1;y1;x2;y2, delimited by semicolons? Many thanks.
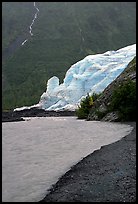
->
14;44;136;112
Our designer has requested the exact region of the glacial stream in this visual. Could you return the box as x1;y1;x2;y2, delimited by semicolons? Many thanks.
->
2;117;133;202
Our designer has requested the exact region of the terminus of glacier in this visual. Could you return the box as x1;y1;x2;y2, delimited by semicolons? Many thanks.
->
15;44;136;111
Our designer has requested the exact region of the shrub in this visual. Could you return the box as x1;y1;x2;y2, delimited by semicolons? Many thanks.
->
109;80;136;121
76;92;101;119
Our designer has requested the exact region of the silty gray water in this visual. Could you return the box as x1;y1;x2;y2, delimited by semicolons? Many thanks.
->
2;117;133;202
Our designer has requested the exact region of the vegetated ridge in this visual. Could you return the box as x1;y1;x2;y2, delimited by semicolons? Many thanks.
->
2;2;136;110
87;56;136;122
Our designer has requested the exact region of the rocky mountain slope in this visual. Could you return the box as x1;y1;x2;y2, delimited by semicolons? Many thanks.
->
2;2;136;110
87;57;136;121
2;57;136;122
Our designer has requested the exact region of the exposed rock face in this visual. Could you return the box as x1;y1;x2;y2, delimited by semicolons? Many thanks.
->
87;57;136;121
101;111;119;122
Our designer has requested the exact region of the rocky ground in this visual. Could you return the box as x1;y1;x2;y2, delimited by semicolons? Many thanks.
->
39;122;136;202
2;108;76;122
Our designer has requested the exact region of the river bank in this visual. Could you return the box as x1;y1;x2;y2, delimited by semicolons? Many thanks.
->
2;108;76;122
2;118;133;202
40;122;136;202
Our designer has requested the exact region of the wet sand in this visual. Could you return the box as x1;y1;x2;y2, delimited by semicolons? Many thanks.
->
40;122;136;202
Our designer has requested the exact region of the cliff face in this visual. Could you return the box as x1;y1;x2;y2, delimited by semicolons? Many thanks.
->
87;57;136;121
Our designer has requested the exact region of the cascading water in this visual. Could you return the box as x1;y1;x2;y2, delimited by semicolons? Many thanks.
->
21;2;39;46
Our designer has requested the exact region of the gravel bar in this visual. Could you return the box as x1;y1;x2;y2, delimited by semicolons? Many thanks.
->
40;122;136;202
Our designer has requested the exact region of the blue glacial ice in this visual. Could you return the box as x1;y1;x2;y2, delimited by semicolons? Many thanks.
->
14;44;136;111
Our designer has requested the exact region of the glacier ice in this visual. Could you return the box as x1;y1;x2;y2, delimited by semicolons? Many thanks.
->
14;44;136;112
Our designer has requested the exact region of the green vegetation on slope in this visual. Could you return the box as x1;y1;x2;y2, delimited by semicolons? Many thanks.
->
87;57;136;122
109;80;136;121
2;2;34;51
76;93;101;119
77;80;136;122
2;2;136;110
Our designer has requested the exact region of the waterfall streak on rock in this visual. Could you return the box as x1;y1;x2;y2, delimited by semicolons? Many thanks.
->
21;39;28;46
21;2;39;46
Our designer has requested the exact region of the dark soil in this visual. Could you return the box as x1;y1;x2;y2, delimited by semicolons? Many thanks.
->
39;122;136;202
2;108;76;122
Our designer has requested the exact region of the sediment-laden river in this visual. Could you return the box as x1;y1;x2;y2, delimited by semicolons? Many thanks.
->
2;117;133;202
